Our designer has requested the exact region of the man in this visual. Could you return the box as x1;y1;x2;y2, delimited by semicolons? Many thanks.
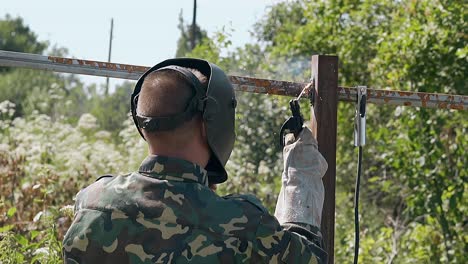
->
63;58;328;263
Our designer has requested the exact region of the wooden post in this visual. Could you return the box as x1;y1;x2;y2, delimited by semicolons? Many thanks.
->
311;55;338;263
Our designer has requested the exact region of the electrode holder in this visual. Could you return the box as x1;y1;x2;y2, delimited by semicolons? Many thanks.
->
354;86;367;147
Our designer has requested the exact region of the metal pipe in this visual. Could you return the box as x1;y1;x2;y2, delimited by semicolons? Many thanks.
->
0;50;147;79
0;50;466;110
339;87;466;110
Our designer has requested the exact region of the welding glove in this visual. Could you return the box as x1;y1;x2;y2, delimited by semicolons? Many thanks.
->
274;126;328;228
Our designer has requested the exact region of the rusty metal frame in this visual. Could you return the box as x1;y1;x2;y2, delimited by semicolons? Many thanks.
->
0;50;466;110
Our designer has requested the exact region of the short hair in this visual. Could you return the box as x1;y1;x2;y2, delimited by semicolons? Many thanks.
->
137;68;207;118
137;67;208;144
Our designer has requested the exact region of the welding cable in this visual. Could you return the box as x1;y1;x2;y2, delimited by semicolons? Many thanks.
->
353;146;363;264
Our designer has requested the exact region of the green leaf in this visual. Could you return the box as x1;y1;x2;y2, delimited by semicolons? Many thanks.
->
0;224;14;233
30;230;40;240
14;234;28;246
7;207;16;217
368;176;380;183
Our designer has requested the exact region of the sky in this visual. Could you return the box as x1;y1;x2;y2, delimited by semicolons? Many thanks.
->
2;0;278;90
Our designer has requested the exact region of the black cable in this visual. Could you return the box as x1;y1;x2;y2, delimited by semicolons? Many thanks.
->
354;146;363;264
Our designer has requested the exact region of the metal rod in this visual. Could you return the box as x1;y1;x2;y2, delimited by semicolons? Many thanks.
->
0;50;148;79
0;50;466;110
191;0;197;50
105;18;114;95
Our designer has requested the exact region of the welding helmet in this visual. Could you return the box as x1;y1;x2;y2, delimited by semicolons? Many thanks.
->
131;58;236;184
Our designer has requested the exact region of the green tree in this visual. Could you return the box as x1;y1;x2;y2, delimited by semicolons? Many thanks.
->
0;15;47;53
254;0;466;262
175;10;207;57
0;15;47;72
89;81;134;135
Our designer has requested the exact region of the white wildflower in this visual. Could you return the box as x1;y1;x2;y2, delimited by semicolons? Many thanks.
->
258;160;271;175
394;106;403;117
78;113;98;130
60;205;74;212
50;94;63;100
0;100;15;117
21;182;31;190
60;205;75;216
95;130;111;139
50;83;60;90
33;211;43;222
33;247;50;256
39;102;49;111
0;143;9;152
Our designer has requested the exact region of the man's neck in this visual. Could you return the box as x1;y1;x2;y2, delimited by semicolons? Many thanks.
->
148;144;209;168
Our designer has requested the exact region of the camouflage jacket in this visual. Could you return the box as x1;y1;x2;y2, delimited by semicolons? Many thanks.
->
63;155;327;263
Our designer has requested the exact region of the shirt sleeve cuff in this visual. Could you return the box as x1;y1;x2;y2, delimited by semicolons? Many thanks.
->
281;221;327;262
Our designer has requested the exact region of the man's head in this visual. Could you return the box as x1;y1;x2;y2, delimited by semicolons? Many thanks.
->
131;58;237;184
137;68;208;151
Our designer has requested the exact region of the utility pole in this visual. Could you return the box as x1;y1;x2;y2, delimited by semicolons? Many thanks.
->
105;18;114;95
191;0;197;50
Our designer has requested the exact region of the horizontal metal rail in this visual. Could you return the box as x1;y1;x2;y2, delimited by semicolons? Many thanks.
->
0;50;466;110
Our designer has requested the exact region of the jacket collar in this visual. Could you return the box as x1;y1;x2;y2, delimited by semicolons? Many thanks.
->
138;155;208;186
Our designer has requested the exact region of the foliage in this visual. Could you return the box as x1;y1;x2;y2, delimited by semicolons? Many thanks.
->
0;215;63;264
0;101;147;262
260;0;467;262
0;15;46;53
0;69;81;118
88;81;135;134
0;15;47;73
175;10;207;58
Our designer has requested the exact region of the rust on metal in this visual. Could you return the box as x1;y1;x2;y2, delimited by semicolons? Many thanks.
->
47;56;150;73
1;51;466;111
229;75;303;97
338;87;466;110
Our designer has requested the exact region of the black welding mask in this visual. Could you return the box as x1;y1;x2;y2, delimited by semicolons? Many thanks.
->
131;58;236;184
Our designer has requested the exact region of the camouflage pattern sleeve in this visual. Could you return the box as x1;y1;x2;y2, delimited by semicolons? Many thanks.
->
238;195;327;264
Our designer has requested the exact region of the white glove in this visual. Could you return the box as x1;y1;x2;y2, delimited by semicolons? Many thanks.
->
274;126;328;228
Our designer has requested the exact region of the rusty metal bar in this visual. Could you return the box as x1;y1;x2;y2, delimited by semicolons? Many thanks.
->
0;50;466;110
338;87;466;111
229;75;304;97
0;50;148;80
